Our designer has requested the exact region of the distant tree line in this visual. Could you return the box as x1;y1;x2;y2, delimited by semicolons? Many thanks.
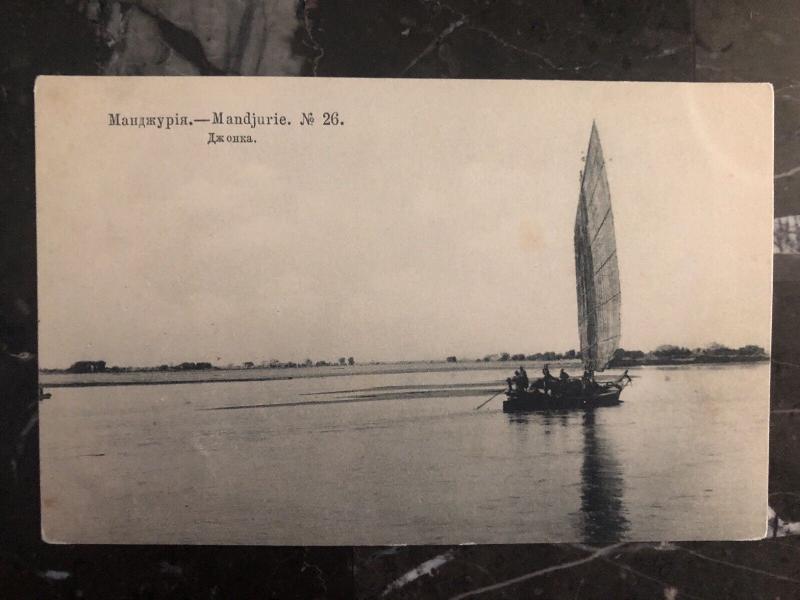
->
450;343;768;365
66;360;107;373
67;361;216;373
65;357;357;373
257;357;356;369
474;350;580;363
610;343;768;365
616;343;767;361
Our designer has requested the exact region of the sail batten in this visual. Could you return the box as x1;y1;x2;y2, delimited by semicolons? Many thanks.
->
593;250;617;276
574;123;621;372
589;207;613;247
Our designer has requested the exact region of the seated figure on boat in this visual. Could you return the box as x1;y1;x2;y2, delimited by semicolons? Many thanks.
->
559;368;569;382
506;371;518;392
542;364;558;395
506;370;528;393
515;370;527;392
581;369;595;393
518;366;529;390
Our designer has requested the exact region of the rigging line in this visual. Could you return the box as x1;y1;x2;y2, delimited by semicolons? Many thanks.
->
584;156;605;205
589;206;612;247
578;131;598;189
595;290;621;310
593;250;617;276
577;291;621;325
583;334;621;351
581;151;603;195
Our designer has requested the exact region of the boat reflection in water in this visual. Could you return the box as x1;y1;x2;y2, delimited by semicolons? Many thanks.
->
577;409;629;543
507;408;629;543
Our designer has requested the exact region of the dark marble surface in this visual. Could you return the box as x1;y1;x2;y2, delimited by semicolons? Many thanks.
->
2;0;800;598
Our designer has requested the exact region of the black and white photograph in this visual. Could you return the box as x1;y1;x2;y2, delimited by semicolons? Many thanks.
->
36;77;773;545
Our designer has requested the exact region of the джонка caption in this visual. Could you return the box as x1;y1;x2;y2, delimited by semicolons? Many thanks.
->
107;111;345;145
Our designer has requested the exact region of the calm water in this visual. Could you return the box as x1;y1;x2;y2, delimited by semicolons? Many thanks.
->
40;364;768;544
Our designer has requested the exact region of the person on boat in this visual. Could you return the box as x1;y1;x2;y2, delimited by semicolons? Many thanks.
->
515;370;528;392
559;368;569;382
581;369;592;393
542;364;557;395
509;370;522;392
518;366;529;390
542;364;549;394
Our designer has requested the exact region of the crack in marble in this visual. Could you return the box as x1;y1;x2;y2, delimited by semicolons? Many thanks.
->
674;546;800;583
599;556;709;600
573;576;585;599
466;25;599;73
302;0;324;76
400;14;469;75
422;0;465;20
644;43;691;60
466;25;556;70
12;410;38;480
772;359;800;369
436;537;800;599
775;81;800;94
775;165;800;180
301;549;328;595
382;549;456;596
447;544;626;600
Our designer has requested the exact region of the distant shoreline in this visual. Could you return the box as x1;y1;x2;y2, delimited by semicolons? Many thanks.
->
39;357;769;389
609;355;769;368
39;361;541;389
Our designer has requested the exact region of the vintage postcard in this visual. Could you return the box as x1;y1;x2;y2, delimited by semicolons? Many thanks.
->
36;77;773;544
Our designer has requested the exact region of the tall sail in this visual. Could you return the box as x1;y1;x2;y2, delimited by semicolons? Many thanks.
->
574;122;621;372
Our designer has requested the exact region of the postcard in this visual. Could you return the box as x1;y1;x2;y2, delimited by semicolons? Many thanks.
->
36;76;773;544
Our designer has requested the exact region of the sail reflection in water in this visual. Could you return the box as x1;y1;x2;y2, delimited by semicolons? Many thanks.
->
506;408;629;543
577;410;629;543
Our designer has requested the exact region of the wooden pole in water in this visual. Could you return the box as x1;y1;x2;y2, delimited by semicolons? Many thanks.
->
474;389;505;411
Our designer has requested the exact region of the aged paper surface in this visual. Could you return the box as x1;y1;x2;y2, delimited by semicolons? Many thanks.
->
36;77;772;544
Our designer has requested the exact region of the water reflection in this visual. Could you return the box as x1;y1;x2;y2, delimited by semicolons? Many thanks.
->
507;408;629;543
505;410;569;428
578;409;629;543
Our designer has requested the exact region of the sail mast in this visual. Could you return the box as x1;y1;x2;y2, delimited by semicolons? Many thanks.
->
574;122;621;372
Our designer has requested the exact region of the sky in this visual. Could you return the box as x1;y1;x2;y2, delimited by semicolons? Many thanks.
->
36;78;773;367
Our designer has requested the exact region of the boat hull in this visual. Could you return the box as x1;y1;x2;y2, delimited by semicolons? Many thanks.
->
502;387;621;412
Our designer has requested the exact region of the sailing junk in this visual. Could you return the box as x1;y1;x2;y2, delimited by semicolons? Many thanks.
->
575;122;621;374
503;122;629;412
